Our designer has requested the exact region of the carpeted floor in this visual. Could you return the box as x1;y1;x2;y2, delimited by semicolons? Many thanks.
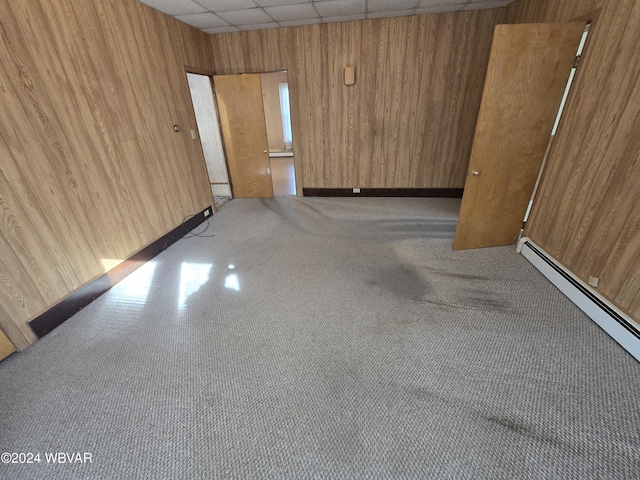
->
1;197;639;479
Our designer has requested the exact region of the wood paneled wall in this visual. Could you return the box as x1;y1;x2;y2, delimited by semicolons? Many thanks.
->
508;0;640;320
0;0;215;349
209;10;503;191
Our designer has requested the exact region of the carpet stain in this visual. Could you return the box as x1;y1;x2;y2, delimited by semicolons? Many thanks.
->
482;415;576;454
406;386;576;454
461;294;510;312
260;198;309;234
367;264;432;302
419;265;491;281
406;387;455;406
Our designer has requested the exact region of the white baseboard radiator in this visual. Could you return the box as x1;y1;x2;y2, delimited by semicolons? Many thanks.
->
517;238;640;362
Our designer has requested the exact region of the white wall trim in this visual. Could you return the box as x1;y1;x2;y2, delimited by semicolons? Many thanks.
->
517;237;640;362
269;151;294;158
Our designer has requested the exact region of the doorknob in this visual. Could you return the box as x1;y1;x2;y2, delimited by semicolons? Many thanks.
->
263;149;268;154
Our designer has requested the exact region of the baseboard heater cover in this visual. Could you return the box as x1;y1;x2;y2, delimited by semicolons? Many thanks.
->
517;237;640;362
29;206;213;339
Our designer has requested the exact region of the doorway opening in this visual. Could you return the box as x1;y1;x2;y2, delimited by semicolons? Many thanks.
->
186;72;232;209
523;23;591;226
260;71;296;196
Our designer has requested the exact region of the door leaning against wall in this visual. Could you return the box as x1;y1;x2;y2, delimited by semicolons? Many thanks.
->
186;72;232;200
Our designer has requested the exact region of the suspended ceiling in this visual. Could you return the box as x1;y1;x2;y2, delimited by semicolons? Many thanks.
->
138;0;514;34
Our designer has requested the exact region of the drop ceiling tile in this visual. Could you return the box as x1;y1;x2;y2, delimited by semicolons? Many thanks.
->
203;25;241;34
254;0;309;6
238;22;281;30
265;3;317;21
368;9;414;19
140;0;516;33
174;12;229;28
368;0;419;12
217;8;274;24
138;0;206;15
196;0;258;11
314;0;366;17
321;13;366;23
280;18;323;26
464;1;511;9
417;0;463;7
416;4;465;14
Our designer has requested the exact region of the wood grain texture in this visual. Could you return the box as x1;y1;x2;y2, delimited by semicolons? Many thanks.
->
214;74;274;198
209;10;503;192
0;230;41;350
510;0;640;321
453;22;584;250
0;0;215;347
0;328;15;361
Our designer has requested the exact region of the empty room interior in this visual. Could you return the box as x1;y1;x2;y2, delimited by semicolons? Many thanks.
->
1;0;639;478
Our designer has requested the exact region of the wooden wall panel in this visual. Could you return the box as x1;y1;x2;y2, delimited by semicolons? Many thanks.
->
510;0;640;320
505;0;599;23
209;9;503;191
0;231;41;350
0;0;215;348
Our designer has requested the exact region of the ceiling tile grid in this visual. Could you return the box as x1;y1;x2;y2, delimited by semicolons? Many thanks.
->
139;0;514;33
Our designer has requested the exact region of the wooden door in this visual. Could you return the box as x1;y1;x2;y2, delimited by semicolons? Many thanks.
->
187;73;232;197
213;74;273;198
0;328;16;361
453;23;585;250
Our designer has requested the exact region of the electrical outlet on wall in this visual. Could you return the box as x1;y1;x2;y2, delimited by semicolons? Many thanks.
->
353;188;361;194
588;275;599;288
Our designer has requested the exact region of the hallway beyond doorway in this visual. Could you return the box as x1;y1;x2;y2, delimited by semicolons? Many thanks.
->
270;156;296;195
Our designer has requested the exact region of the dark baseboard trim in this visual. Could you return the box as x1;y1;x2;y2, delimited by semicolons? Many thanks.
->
303;188;464;198
29;206;213;338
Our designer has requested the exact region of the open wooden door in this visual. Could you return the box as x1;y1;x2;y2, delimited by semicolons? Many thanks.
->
453;23;585;250
0;328;16;361
213;74;273;198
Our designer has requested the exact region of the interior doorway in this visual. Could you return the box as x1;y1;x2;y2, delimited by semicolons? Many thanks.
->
260;71;296;196
213;73;274;198
186;72;232;206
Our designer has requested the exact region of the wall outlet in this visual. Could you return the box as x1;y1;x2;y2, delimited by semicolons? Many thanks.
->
353;188;361;194
588;275;599;288
191;129;197;140
204;209;210;217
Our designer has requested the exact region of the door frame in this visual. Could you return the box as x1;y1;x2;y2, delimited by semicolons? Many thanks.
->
217;69;301;197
